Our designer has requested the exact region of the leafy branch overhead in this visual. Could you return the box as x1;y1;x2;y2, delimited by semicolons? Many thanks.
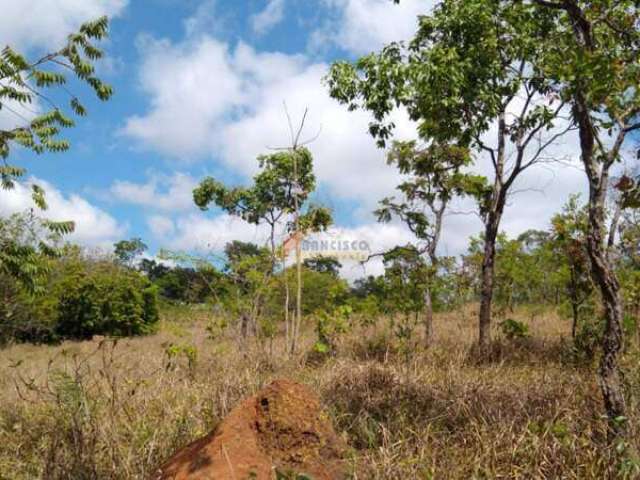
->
0;16;113;185
0;16;114;291
376;141;488;242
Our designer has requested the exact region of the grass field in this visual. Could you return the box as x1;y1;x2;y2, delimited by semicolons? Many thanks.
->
1;306;639;479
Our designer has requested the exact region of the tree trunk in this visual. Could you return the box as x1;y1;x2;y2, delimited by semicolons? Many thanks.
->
240;312;249;339
571;300;579;339
587;181;628;438
423;286;433;347
479;213;500;347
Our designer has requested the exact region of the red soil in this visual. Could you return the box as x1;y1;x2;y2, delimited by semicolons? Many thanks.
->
152;379;348;480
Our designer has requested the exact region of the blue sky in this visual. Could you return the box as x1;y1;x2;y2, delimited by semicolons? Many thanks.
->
1;0;606;277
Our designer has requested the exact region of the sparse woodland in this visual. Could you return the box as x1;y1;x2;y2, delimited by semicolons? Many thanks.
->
1;1;640;479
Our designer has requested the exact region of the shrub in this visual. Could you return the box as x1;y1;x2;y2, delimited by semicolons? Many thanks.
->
499;318;530;340
54;261;159;339
572;317;603;362
0;273;58;345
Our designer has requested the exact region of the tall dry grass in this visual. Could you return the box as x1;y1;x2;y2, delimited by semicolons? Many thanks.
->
0;305;638;479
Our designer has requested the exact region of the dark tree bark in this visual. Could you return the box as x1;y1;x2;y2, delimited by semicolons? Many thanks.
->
574;91;629;437
478;202;506;347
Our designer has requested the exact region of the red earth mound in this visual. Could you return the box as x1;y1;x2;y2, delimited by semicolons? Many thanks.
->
152;379;348;479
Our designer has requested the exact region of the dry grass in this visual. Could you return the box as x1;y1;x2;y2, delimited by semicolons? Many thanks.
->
0;306;639;479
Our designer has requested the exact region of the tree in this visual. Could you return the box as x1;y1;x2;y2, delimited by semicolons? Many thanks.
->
531;0;640;440
0;16;114;290
194;124;332;352
327;0;572;347
222;241;272;338
303;256;342;277
550;196;594;339
376;140;478;346
381;245;429;358
114;238;148;267
194;148;316;264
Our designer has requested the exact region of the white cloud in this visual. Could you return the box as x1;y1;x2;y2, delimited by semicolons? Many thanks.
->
123;36;247;159
110;172;198;212
123;4;595;267
166;213;272;253
0;0;128;51
147;215;176;238
312;0;434;55
123;36;412;206
0;179;125;248
251;0;286;35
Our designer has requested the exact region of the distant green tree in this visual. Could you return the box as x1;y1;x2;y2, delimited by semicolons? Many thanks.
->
194;149;317;261
114;238;147;267
382;245;429;360
550;196;594;339
303;256;342;277
194;143;332;353
221;241;272;338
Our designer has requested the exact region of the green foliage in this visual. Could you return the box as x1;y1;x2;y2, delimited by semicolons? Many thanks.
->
164;343;198;373
0;249;159;344
0;16;113;291
113;238;147;267
0;212;63;293
314;304;352;355
327;1;560;148
303;256;342;277
381;246;429;317
54;260;159;339
499;319;530;341
376;141;476;239
194;148;317;239
266;265;349;318
0;16;113;166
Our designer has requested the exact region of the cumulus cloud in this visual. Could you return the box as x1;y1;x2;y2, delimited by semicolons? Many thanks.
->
311;0;434;55
124;1;594;265
251;0;286;35
147;215;176;238
109;172;198;212
0;179;125;248
0;0;128;51
165;213;272;253
122;36;413;206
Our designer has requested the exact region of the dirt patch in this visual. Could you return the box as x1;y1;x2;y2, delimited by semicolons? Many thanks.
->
152;379;348;479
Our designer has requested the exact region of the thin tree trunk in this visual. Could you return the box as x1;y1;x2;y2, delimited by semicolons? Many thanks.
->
290;150;303;355
571;300;579;339
423;286;434;347
479;214;500;347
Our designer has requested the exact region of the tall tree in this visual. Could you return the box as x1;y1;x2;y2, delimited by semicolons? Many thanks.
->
193;145;332;350
376;140;478;345
532;0;640;440
0;16;114;291
193;148;316;265
327;0;571;346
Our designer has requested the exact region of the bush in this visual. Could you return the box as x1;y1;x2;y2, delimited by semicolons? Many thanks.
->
1;252;160;344
499;318;530;340
572;317;603;362
0;273;58;345
54;261;159;339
